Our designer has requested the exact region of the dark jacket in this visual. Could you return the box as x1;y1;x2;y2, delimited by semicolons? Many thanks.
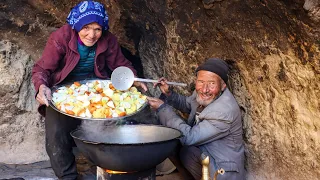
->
157;89;245;180
32;24;136;115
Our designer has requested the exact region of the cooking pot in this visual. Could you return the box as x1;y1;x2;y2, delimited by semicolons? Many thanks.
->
49;79;149;121
71;124;182;171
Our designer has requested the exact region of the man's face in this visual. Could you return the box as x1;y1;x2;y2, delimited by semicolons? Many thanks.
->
78;22;102;47
195;70;226;106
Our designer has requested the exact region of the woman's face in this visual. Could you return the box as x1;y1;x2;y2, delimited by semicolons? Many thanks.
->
195;70;226;106
78;22;102;47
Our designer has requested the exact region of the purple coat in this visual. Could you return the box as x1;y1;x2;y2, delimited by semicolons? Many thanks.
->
32;24;137;115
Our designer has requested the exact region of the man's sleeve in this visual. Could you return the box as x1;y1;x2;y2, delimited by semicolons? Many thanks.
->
164;91;195;113
157;104;231;146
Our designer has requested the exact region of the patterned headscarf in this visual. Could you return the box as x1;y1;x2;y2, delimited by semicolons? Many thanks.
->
66;1;109;32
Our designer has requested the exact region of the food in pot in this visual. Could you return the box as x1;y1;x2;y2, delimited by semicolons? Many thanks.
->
51;80;147;118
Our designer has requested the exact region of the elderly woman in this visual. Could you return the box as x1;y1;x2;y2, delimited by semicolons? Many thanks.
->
32;1;146;179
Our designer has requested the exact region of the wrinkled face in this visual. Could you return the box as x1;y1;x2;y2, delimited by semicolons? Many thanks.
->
195;70;226;106
78;22;102;47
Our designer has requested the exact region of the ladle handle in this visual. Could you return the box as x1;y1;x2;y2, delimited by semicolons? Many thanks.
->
134;78;187;87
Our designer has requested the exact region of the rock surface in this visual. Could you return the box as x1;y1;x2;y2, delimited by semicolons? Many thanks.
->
0;0;319;180
0;40;47;164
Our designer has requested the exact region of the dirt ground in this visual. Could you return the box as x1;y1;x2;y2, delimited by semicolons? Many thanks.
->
0;161;183;180
0;150;184;180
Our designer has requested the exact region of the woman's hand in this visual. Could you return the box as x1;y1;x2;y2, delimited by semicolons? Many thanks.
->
133;81;148;92
153;77;171;96
36;84;52;106
147;97;164;111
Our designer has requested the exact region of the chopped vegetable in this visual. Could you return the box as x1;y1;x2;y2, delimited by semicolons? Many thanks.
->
52;80;147;119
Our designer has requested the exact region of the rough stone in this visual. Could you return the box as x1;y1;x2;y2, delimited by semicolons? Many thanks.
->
0;0;319;180
0;41;47;164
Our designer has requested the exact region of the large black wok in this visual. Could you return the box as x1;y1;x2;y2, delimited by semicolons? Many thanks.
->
71;125;182;172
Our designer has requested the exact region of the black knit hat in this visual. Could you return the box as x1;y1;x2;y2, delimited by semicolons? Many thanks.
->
196;58;229;83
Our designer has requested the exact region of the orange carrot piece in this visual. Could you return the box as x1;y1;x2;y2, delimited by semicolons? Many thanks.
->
96;87;103;93
66;109;75;115
77;108;86;116
118;111;126;117
88;106;97;114
109;84;115;90
104;108;111;117
74;81;81;87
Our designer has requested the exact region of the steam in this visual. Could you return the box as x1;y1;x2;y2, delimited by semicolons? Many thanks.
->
76;106;159;144
80;120;118;142
77;120;181;145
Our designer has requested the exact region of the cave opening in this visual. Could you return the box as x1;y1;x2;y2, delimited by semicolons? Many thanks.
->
119;14;146;78
121;46;144;78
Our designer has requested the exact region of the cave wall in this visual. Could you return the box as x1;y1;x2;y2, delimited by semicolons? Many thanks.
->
0;40;46;163
0;0;319;179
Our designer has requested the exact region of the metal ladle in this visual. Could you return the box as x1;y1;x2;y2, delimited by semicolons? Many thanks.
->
111;66;187;91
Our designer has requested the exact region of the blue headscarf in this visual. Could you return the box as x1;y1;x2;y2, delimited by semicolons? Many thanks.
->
66;1;109;32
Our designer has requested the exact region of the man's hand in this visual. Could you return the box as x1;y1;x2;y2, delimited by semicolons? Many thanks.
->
147;97;164;110
153;77;171;96
133;81;148;92
36;84;52;106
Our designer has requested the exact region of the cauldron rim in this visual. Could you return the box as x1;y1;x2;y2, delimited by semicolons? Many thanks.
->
70;124;183;145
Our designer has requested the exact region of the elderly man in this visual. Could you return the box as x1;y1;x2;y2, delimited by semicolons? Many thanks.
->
147;58;245;180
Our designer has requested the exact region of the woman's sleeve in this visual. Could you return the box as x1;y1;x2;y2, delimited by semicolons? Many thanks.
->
32;33;65;93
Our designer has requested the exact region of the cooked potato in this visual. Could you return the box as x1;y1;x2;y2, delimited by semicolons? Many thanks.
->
52;80;146;119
